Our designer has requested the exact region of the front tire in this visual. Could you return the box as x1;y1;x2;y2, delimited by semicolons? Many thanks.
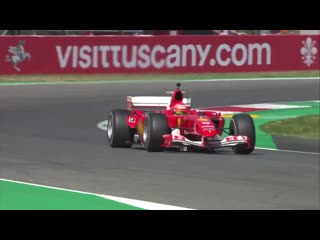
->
143;113;170;152
107;109;133;148
229;114;256;154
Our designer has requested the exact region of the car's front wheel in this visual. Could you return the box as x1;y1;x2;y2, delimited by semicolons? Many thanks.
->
143;113;170;152
229;114;256;154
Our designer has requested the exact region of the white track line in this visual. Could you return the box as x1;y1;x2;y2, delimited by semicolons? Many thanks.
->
255;147;319;155
98;194;193;210
0;178;194;210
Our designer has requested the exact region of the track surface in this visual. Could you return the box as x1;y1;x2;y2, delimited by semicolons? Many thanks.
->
0;79;319;209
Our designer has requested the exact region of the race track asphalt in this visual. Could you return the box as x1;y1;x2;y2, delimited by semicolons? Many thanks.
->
0;79;319;209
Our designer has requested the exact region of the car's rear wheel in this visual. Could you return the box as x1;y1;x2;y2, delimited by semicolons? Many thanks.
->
229;114;256;154
107;109;133;148
143;113;170;152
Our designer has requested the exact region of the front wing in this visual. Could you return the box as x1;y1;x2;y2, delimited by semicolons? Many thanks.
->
161;133;251;150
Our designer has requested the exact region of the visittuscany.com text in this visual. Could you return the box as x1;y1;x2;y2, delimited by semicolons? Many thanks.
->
56;43;272;69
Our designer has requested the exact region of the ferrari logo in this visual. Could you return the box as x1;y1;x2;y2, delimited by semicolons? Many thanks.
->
177;118;181;128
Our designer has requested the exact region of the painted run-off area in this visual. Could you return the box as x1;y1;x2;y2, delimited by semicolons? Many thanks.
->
0;179;143;210
0;179;193;210
0;71;319;82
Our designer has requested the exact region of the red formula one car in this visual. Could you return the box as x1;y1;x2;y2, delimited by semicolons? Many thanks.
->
107;83;255;154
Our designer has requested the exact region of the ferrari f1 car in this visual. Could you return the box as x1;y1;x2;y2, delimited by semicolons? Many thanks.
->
107;83;255;154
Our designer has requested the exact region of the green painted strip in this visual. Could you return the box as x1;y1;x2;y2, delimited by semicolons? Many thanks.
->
0;77;318;86
0;180;143;210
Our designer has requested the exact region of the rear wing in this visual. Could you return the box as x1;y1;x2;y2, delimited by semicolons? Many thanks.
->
126;96;192;111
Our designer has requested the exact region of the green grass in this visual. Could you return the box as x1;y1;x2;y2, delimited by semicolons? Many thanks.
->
260;115;320;139
0;70;318;83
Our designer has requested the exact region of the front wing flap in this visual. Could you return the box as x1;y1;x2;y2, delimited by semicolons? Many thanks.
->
162;134;251;150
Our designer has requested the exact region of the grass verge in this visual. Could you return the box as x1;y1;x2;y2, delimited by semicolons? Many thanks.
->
0;70;319;83
260;115;320;139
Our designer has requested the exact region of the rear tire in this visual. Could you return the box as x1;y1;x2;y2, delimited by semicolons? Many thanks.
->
107;109;133;148
229;114;256;154
143;113;170;152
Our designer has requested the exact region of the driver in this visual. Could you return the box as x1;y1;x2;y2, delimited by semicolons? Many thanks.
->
173;103;188;115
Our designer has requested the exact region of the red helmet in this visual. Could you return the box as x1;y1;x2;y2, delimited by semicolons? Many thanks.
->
173;104;188;115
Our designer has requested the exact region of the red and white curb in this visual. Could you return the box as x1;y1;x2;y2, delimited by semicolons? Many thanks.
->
199;102;313;115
